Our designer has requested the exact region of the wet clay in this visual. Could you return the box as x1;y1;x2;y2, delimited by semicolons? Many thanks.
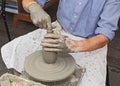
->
42;51;57;64
24;50;76;82
0;73;46;86
24;29;76;82
42;29;57;64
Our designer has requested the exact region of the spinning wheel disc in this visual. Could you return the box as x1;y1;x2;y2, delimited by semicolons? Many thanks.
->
24;50;76;82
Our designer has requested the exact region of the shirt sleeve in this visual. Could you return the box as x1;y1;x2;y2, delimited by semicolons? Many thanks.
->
95;0;120;41
36;0;50;6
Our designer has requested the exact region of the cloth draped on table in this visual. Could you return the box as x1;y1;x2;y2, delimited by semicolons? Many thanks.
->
1;21;107;86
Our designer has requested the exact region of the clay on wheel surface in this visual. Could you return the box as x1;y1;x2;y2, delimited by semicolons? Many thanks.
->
24;50;76;82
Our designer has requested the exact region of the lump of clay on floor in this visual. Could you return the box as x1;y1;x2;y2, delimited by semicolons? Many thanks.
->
0;73;46;86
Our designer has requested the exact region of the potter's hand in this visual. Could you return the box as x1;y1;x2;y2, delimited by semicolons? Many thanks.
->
28;2;52;29
41;33;80;53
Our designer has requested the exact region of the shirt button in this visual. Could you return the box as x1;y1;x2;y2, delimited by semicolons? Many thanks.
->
70;27;73;30
79;2;82;5
74;15;77;18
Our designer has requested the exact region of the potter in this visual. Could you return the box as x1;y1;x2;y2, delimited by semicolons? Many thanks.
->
1;0;120;86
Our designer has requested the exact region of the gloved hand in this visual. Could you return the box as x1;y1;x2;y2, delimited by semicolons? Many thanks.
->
28;3;52;29
41;33;80;53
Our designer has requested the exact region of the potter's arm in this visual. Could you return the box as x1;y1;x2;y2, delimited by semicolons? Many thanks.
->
41;33;109;52
22;0;49;12
22;0;52;29
69;34;109;52
22;0;36;12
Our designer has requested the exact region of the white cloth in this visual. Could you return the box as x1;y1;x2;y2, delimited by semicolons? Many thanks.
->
1;21;107;86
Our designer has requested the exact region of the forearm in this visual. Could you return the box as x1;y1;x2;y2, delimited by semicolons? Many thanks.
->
71;34;109;52
22;0;36;12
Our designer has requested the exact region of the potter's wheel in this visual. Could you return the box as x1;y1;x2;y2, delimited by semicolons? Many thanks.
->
24;50;76;82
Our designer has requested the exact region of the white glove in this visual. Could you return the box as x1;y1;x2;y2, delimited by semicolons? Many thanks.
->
28;3;52;29
41;33;80;53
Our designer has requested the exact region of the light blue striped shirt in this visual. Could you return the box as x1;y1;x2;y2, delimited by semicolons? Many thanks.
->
37;0;120;40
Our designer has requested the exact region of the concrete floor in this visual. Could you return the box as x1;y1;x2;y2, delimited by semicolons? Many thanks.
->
0;6;120;86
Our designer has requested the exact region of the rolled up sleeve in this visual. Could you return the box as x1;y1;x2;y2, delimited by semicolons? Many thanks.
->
36;0;50;6
95;0;120;41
